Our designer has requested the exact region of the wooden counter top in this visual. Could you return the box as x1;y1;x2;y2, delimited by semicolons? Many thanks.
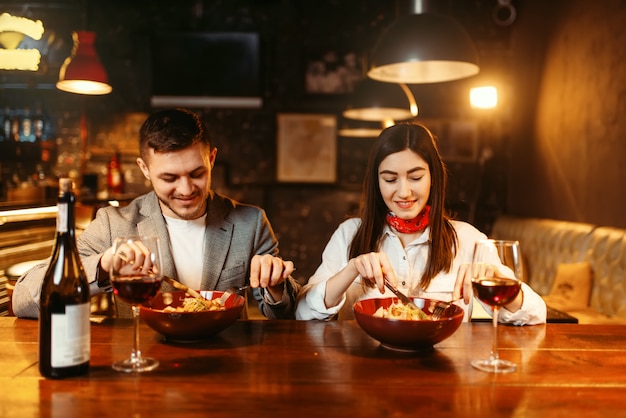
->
1;317;625;417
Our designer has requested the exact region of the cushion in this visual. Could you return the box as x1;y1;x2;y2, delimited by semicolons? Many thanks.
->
542;262;593;310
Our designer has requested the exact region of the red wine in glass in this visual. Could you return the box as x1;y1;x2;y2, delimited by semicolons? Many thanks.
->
110;235;162;373
472;277;521;307
470;239;523;374
112;276;163;305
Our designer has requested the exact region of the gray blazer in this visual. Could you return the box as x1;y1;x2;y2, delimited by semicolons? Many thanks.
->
12;191;300;319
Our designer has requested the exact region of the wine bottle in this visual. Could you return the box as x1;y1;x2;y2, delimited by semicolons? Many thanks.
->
39;178;91;379
107;151;123;195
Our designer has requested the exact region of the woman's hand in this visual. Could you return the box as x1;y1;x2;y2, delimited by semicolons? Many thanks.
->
453;263;473;305
453;262;524;312
323;252;396;310
349;251;396;293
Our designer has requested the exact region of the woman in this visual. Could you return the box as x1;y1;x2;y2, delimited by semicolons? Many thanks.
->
296;123;546;324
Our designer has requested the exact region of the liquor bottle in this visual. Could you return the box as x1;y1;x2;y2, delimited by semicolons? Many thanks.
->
107;151;123;195
10;107;21;141
33;105;45;142
1;107;10;141
20;107;36;142
39;178;90;379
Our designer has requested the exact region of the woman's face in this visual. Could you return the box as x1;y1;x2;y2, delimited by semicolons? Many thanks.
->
378;149;431;219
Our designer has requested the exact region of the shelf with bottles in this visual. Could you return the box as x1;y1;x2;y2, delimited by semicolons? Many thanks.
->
1;104;51;143
1;104;57;168
1;159;59;203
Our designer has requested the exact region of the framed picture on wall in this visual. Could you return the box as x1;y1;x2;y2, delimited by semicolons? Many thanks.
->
304;48;365;95
276;113;337;183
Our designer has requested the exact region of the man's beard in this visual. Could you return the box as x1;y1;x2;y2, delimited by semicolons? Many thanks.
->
156;193;207;220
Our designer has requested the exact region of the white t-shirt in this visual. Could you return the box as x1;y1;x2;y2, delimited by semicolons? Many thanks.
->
164;214;207;291
295;218;546;325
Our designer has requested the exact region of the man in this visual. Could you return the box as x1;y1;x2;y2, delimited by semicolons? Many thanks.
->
13;108;300;319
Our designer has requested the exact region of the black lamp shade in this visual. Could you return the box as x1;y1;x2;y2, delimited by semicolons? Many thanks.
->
338;119;388;138
368;13;480;84
343;78;417;122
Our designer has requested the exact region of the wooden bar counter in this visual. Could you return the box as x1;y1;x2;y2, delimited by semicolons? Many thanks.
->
1;317;625;417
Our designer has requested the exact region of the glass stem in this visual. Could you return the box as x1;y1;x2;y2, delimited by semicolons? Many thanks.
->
490;306;500;362
131;304;142;364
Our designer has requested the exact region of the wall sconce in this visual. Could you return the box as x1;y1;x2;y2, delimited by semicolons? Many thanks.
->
56;30;112;95
343;79;418;123
470;86;498;109
368;0;479;84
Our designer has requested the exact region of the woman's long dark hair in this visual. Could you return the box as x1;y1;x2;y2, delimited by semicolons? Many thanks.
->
349;123;458;290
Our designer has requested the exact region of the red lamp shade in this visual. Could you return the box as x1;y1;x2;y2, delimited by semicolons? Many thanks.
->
57;31;112;95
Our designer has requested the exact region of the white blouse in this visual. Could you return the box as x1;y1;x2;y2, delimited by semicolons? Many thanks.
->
295;218;546;325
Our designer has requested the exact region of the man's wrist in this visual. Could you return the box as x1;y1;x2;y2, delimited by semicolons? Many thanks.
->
96;259;111;288
264;282;286;304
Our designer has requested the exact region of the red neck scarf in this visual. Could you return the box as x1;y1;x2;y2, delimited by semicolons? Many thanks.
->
386;206;431;234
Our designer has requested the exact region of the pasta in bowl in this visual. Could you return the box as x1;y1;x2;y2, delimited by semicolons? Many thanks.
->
140;290;245;342
353;297;464;351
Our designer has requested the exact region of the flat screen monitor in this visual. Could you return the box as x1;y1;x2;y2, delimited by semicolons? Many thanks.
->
150;31;262;108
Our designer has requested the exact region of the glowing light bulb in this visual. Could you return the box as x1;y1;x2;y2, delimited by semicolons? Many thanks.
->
470;86;498;109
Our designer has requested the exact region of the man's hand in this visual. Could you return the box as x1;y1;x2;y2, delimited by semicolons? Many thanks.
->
249;254;295;301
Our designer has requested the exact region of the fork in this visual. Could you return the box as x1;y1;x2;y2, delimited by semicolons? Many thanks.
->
431;298;463;320
218;286;249;305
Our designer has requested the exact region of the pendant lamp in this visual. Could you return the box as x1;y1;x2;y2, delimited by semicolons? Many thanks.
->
368;0;479;84
57;30;112;95
338;119;392;138
343;78;418;122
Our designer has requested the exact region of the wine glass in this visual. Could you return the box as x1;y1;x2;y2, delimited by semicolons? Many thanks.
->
470;239;523;373
110;235;163;372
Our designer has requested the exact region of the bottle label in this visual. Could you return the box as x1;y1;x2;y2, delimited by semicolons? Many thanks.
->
22;118;34;142
50;303;91;368
57;202;68;233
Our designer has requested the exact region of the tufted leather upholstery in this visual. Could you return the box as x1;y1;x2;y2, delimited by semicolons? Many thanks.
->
584;227;626;317
490;216;626;324
491;216;595;295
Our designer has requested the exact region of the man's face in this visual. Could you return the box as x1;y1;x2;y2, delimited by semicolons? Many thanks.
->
137;142;217;220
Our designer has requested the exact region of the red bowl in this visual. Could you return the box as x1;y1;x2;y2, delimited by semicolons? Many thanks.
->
353;297;464;351
140;290;245;342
